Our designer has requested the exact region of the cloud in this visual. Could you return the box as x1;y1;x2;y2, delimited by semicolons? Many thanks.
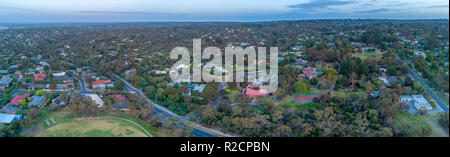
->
428;5;449;8
288;0;354;10
76;11;186;16
356;8;393;14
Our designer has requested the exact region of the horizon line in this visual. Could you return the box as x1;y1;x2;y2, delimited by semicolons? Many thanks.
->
1;18;449;25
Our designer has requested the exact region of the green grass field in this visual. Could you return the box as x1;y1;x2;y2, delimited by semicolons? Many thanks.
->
37;118;149;137
351;53;382;61
393;113;447;137
34;112;156;137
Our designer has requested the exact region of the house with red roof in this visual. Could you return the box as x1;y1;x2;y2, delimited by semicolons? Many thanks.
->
301;67;317;80
109;94;129;102
34;73;46;81
9;94;30;105
92;79;114;88
242;87;268;96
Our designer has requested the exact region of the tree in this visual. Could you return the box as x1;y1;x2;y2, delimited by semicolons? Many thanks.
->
294;80;309;94
202;83;218;102
19;99;27;106
387;67;397;76
36;89;44;96
49;81;57;90
438;112;449;130
412;81;425;93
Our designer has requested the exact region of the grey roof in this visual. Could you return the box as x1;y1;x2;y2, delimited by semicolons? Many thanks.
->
0;75;12;85
1;104;19;113
28;96;46;106
412;95;429;105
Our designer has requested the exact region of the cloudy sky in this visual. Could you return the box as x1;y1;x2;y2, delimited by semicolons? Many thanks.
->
0;0;448;23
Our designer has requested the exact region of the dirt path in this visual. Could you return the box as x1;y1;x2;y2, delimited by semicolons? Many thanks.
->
21;124;43;137
426;118;449;137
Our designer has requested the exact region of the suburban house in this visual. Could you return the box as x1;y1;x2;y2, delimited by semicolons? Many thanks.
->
1;104;19;114
377;76;390;86
187;84;206;93
52;83;74;90
302;67;317;80
112;104;130;111
400;95;432;111
0;113;23;125
242;87;268;96
92;79;114;88
27;95;46;107
51;99;65;107
0;75;12;90
86;94;104;108
9;94;30;106
52;71;66;77
27;83;48;89
34;73;46;81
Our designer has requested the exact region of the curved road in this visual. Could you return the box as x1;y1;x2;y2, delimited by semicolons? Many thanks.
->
115;75;232;137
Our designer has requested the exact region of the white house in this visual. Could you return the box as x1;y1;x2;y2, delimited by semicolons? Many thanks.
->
87;94;104;108
412;95;432;111
53;71;66;77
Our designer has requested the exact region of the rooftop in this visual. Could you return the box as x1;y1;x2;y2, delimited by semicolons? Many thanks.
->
9;94;30;105
92;79;112;85
28;95;46;106
0;113;22;124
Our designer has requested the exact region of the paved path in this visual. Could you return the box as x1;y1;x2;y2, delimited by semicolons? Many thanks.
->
103;116;153;137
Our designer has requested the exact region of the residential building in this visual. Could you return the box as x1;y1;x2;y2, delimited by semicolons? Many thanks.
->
242;87;268;96
92;79;114;88
52;71;66;77
0;75;12;90
34;73;46;81
0;113;23;124
86;94;104;108
412;95;432;110
400;95;432;111
187;84;206;93
27;95;46;107
1;104;19;114
9;94;30;106
302;67;317;80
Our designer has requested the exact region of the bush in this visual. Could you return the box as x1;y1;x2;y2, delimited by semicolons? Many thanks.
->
438;112;449;130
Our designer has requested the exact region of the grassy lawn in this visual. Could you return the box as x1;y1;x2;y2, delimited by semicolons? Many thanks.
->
296;103;318;110
34;112;156;137
114;113;165;137
332;91;367;100
351;53;382;61
393;113;445;137
37;118;149;137
277;96;318;111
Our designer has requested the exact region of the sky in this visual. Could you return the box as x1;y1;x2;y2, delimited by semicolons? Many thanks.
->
0;0;448;23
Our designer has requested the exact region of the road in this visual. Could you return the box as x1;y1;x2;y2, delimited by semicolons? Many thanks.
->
211;82;225;108
408;69;449;112
114;75;232;137
78;78;96;94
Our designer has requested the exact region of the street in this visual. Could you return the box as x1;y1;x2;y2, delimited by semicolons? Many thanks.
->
408;69;449;112
114;76;232;137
